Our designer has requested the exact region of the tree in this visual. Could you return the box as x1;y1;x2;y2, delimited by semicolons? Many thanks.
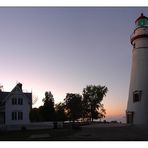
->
92;103;106;121
41;91;55;121
64;93;83;122
99;103;106;120
82;85;108;122
55;102;67;122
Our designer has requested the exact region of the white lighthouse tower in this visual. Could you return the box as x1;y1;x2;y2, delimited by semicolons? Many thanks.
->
127;13;148;124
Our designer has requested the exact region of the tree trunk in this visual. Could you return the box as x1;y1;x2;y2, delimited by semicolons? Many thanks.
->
91;105;93;122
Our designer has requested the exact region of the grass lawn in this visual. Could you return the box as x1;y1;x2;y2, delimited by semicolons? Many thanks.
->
0;126;81;141
1;123;148;141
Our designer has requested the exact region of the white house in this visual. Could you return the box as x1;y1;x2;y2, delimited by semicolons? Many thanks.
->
0;83;32;125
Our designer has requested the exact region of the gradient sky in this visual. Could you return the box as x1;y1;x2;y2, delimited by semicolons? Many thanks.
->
1;7;148;122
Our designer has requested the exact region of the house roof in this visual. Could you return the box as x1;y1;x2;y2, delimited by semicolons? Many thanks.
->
0;91;32;103
0;83;32;105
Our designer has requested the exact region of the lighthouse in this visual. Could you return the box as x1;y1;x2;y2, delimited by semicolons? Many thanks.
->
127;13;148;124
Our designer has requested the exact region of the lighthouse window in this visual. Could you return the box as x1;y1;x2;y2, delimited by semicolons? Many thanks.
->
139;19;145;26
137;19;148;27
133;90;142;102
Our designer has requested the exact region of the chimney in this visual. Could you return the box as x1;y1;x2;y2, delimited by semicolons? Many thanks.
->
17;83;22;91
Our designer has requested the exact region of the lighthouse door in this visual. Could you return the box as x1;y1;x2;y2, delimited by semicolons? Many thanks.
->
126;111;134;124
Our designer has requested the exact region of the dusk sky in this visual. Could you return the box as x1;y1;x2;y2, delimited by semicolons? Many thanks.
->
1;7;148;122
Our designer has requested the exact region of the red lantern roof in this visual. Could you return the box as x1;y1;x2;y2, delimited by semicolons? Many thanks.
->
135;13;148;24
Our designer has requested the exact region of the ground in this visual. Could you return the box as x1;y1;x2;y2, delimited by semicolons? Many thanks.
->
0;122;148;141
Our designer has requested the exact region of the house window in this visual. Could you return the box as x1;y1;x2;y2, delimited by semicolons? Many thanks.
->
12;98;17;105
133;90;142;102
18;98;23;105
12;98;23;105
12;112;17;120
18;112;23;120
12;111;23;120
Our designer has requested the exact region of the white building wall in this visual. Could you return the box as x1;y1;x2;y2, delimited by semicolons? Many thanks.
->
134;38;148;48
5;91;30;125
127;28;148;124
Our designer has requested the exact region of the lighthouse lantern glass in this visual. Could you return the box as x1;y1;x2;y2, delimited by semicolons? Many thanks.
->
136;18;148;27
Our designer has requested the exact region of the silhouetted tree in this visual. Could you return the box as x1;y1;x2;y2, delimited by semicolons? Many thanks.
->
55;102;67;122
41;91;55;121
91;103;106;121
82;85;108;122
64;93;83;122
97;103;106;121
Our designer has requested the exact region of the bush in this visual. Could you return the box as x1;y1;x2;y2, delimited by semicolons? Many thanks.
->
21;126;26;131
71;123;82;130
